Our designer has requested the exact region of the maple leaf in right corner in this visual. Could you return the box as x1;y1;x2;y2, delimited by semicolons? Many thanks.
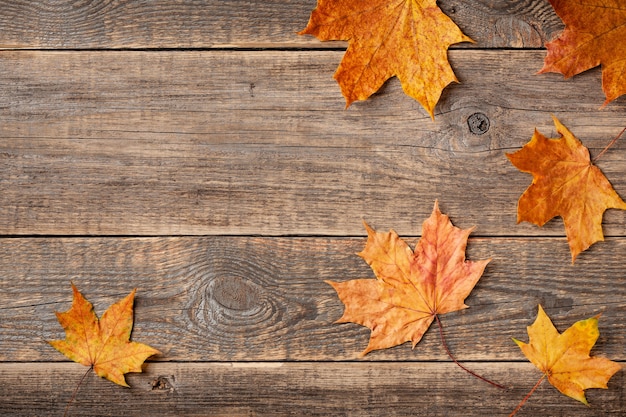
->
506;116;626;262
513;305;621;406
540;0;626;105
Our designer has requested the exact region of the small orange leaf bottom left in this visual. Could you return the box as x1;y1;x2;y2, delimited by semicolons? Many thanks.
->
49;283;160;387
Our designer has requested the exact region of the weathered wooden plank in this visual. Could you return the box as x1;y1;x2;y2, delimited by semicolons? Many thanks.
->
0;362;623;416
2;237;625;362
0;0;563;49
1;50;625;236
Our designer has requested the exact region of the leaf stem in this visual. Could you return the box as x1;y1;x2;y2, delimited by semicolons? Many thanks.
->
63;366;93;417
434;314;506;389
508;374;546;417
593;126;626;162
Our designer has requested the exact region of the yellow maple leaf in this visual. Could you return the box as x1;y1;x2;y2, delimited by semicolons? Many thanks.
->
506;116;626;262
513;305;621;406
299;0;473;118
49;283;160;387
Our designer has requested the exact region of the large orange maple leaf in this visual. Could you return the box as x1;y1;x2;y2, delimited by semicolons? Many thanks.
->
298;0;473;118
327;201;489;355
540;0;626;105
513;305;621;408
507;116;626;262
49;283;160;387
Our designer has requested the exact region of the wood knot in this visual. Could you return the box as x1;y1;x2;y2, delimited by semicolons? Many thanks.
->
467;113;490;135
151;375;175;392
211;276;261;312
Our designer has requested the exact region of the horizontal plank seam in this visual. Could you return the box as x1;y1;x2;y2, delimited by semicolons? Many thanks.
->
8;360;623;365
0;46;549;53
0;234;585;239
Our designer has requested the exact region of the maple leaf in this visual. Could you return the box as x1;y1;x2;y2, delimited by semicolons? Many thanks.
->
298;0;473;118
327;201;489;356
49;283;160;387
539;0;626;105
513;305;621;407
506;116;626;262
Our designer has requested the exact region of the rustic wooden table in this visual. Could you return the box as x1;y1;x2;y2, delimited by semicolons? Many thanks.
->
0;1;624;416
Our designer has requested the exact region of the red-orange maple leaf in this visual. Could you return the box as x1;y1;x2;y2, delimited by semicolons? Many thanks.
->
298;0;473;118
540;0;626;105
49;283;160;387
507;116;626;262
327;201;489;355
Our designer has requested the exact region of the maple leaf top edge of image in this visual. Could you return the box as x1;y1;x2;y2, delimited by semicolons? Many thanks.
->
300;0;626;115
298;0;473;118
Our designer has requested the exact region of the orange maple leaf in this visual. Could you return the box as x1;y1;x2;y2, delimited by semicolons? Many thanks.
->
513;305;621;408
540;0;626;105
298;0;473;118
506;116;626;262
49;283;160;387
327;201;489;356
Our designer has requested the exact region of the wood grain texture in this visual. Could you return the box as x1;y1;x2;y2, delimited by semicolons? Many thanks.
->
1;50;625;236
0;362;623;416
2;237;625;362
2;1;624;415
0;0;563;49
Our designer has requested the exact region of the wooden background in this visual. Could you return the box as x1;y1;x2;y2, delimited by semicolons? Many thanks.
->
0;1;624;415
